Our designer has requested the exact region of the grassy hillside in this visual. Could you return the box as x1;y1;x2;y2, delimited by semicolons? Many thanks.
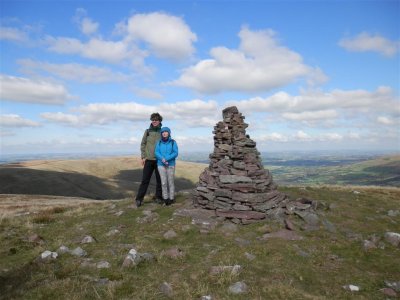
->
0;157;206;200
268;155;400;187
0;185;399;299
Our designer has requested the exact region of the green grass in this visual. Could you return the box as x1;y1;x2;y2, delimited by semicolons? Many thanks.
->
267;155;400;187
1;186;399;299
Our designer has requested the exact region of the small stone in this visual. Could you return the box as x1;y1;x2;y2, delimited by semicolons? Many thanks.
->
380;288;397;297
57;245;70;254
159;281;173;297
228;281;248;294
343;284;360;292
163;230;177;239
244;252;255;260
385;281;400;292
41;250;58;260
71;247;87;257
96;261;110;269
81;235;96;244
384;232;400;247
106;229;120;236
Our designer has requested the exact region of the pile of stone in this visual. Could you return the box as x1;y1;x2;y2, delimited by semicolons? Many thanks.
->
193;106;294;224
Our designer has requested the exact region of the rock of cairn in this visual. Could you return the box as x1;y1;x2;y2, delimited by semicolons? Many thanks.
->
193;106;291;224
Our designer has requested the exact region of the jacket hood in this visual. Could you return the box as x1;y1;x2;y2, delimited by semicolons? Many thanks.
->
161;127;171;135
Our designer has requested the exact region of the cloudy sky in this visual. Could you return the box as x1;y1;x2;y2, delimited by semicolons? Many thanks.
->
1;0;399;155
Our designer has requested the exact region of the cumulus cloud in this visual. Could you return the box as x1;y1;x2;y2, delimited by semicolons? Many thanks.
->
159;99;218;121
45;11;196;73
73;8;99;36
38;99;219;127
45;36;145;65
0;114;40;127
0;26;29;43
0;74;72;104
124;12;197;61
228;86;398;125
282;110;338;122
41;112;81;126
170;27;325;93
339;32;399;57
18;59;130;83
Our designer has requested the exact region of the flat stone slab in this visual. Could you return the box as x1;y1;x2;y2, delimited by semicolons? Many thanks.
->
260;229;303;241
215;210;266;220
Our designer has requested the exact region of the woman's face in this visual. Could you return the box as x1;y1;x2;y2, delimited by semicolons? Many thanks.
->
162;131;169;138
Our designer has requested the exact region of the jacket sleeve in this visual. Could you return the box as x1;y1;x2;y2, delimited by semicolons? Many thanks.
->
154;141;162;161
165;140;178;161
140;130;148;159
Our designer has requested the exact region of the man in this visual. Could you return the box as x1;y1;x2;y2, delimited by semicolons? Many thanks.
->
135;112;163;207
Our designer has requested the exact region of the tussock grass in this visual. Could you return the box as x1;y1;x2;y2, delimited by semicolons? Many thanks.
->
0;186;399;299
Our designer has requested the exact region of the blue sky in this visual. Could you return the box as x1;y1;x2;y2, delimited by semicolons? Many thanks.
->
1;0;399;155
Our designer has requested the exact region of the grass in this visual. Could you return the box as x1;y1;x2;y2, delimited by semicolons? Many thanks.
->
0;186;399;299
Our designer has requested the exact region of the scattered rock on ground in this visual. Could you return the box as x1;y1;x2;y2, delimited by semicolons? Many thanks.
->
343;284;360;292
209;265;241;276
384;232;400;247
159;281;173;297
81;235;96;244
228;281;248;294
163;230;177;239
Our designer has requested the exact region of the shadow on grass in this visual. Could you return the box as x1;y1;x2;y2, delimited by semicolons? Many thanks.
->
115;169;196;195
0;168;124;200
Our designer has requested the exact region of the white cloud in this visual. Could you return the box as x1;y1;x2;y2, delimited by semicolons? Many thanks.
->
294;130;312;141
75;102;157;124
125;12;197;61
18;59;130;83
132;87;163;100
159;99;218;120
377;116;396;125
41;112;80;126
257;132;289;142
73;8;99;36
229;86;398;122
0;74;71;104
282;110;338;121
81;18;99;35
339;32;399;57
46;36;141;63
37;99;219;127
91;137;139;145
0;114;40;127
171;27;323;93
0;26;28;43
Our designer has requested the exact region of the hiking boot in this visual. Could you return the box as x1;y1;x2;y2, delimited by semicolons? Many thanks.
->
154;198;164;204
136;199;142;207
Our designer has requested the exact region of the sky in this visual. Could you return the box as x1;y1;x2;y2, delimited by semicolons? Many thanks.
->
0;0;399;156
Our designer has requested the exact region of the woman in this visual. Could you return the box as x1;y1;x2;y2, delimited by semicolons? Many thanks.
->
155;127;179;205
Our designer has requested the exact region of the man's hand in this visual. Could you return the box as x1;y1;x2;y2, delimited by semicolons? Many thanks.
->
141;158;146;166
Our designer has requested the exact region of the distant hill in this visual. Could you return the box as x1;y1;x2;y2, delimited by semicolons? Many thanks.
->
0;156;206;200
1;155;399;201
268;155;400;187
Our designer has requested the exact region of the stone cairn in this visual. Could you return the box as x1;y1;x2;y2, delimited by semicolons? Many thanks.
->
193;106;292;224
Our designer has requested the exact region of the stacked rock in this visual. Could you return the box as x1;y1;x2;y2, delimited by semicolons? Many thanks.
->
193;106;291;224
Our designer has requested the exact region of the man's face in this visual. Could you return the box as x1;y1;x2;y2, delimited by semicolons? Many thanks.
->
151;119;160;126
162;131;169;138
